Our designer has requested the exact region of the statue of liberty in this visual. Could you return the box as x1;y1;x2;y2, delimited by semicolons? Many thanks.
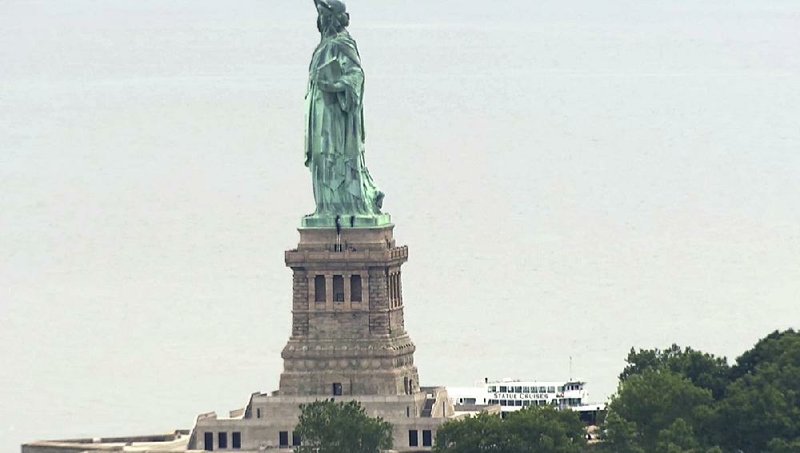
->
302;0;388;228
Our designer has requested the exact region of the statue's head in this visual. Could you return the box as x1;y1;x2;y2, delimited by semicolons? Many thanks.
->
317;0;349;34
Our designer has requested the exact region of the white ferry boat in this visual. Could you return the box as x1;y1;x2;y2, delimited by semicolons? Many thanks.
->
447;378;605;424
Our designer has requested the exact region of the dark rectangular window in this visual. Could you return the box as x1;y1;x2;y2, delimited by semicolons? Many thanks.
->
292;432;301;446
315;275;326;302
350;275;362;302
499;386;507;392
333;382;342;396
333;275;344;302
218;432;227;449
389;273;396;303
204;432;214;451
232;432;241;449
423;430;432;447
279;431;289;447
256;408;261;418
408;430;419;447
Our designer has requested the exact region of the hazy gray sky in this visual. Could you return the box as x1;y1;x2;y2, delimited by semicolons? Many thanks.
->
1;0;798;450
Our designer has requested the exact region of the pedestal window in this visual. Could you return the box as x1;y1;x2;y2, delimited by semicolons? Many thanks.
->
314;275;325;303
423;430;432;447
350;275;362;302
408;430;418;447
333;275;344;302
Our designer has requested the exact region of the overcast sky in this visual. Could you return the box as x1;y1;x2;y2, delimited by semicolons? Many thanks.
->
1;0;799;450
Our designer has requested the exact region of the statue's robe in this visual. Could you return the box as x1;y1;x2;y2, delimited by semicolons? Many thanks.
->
305;31;383;217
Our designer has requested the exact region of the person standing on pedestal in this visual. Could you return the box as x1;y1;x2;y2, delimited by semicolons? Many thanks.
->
304;0;385;224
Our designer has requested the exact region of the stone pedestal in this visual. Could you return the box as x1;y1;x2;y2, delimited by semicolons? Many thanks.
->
280;225;421;397
188;224;454;452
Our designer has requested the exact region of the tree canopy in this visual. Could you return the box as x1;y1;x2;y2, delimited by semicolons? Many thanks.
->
293;399;393;453
602;329;800;453
620;344;730;400
433;406;587;453
714;329;800;452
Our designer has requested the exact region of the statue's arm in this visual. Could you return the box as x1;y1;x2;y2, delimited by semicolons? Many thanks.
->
316;79;346;93
314;43;357;94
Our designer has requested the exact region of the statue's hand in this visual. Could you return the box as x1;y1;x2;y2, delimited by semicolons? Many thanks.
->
316;79;346;93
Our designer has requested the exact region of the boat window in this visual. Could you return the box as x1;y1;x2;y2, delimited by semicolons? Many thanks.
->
488;386;496;392
523;400;530;406
500;400;508;406
538;386;546;393
522;386;530;393
514;386;522;393
499;386;507;392
515;400;522;406
547;386;556;393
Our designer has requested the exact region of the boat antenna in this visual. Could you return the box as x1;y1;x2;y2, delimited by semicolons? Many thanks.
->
569;356;573;381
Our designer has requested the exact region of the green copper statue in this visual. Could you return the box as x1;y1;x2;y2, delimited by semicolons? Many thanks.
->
302;0;390;228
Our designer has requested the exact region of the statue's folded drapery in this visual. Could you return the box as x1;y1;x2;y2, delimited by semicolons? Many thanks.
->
304;31;383;218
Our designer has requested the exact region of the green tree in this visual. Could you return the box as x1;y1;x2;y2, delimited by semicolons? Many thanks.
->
433;406;586;453
293;400;393;453
620;345;730;400
655;418;700;453
504;406;587;453
603;369;713;451
606;330;800;452
433;412;511;453
766;438;800;453
729;329;798;380
713;330;800;452
601;411;644;453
